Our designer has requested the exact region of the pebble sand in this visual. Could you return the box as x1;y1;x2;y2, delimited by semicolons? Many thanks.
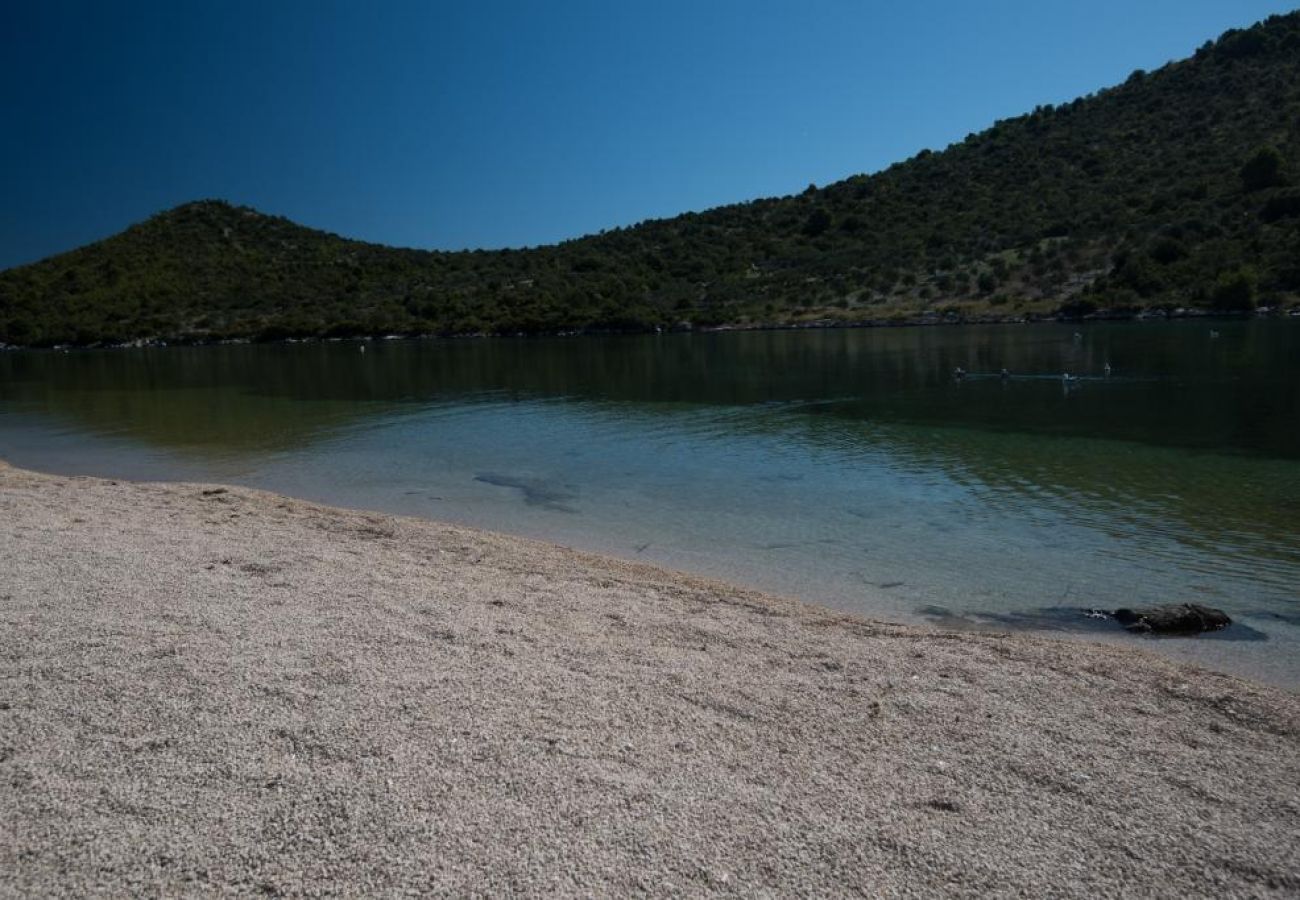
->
1;462;1297;896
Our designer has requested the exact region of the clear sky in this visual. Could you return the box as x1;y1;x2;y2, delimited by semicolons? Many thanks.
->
1;0;1295;269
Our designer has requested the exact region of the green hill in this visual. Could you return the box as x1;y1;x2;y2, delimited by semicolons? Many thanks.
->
3;12;1300;347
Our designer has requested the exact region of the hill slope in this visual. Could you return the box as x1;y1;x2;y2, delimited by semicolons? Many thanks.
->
3;13;1300;346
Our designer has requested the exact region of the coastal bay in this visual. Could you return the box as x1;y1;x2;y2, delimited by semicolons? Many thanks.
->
5;7;1300;897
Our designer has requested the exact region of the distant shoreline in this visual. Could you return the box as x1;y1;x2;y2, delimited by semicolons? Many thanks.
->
2;304;1294;353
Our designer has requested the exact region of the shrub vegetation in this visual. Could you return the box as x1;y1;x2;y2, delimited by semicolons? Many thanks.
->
2;13;1299;346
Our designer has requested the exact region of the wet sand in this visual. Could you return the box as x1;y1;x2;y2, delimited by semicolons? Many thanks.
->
1;461;1297;896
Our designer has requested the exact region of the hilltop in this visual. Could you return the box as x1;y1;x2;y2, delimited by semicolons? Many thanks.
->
2;12;1299;346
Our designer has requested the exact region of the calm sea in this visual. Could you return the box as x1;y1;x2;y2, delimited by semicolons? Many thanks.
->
3;321;1297;686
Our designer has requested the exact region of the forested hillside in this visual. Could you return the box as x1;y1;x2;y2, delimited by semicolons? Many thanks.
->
2;12;1299;346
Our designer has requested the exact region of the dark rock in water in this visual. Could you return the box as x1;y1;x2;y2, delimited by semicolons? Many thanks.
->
1112;604;1231;635
916;603;1261;640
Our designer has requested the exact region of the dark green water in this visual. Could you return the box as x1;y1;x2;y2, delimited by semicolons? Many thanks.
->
3;321;1298;685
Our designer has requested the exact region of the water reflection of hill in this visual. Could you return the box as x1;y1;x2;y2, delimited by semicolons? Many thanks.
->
0;343;421;454
857;420;1300;587
2;321;1297;460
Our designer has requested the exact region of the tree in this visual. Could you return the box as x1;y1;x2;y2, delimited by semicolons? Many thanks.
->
1149;236;1188;264
802;208;832;237
1;316;35;344
1240;145;1285;192
1210;267;1257;310
1261;190;1300;222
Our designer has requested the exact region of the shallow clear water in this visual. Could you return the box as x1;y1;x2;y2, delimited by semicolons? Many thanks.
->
3;322;1298;686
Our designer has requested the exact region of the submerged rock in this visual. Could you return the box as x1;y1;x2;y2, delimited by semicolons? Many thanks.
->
1113;604;1232;635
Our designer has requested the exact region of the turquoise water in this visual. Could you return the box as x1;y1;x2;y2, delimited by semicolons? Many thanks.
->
2;322;1298;686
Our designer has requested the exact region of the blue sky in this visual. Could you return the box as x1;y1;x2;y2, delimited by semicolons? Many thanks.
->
1;0;1294;269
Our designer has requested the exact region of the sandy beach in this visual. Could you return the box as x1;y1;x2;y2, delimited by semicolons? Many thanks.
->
1;460;1297;896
